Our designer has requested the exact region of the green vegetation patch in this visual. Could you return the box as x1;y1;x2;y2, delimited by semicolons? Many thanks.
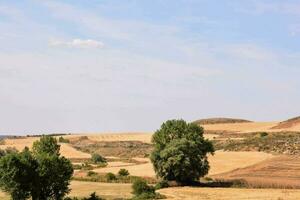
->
214;132;300;155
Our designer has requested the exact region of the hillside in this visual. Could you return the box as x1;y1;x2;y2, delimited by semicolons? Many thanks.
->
271;116;300;129
194;118;252;125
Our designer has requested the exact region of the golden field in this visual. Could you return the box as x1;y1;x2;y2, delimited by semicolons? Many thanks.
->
1;125;300;199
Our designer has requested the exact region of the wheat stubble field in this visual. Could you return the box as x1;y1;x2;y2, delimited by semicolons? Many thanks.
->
1;118;300;199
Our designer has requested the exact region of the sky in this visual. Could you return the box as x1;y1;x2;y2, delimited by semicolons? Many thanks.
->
0;0;300;134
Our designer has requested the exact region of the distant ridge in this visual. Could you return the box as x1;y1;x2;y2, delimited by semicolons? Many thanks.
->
271;116;300;129
193;117;252;125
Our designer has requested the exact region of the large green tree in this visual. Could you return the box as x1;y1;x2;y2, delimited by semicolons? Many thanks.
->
150;119;214;184
0;136;73;200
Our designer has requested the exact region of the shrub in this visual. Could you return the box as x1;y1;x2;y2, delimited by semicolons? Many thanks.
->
82;163;94;170
118;168;130;177
59;136;70;143
82;192;104;200
132;179;155;196
87;171;97;177
155;180;169;190
105;173;117;181
91;153;107;164
132;179;165;199
260;132;268;138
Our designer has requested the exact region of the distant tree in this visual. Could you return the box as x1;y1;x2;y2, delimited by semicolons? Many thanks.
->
150;119;214;184
91;153;106;164
118;168;129;177
105;172;117;181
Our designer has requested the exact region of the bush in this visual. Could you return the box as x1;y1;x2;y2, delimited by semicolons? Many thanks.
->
82;163;94;170
87;171;97;177
105;173;117;181
132;179;155;196
260;132;268;138
132;179;165;199
58;136;70;143
155;180;169;189
82;192;104;200
91;153;107;164
118;168;129;177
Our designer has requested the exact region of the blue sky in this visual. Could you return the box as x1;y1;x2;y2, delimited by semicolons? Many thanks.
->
0;0;300;134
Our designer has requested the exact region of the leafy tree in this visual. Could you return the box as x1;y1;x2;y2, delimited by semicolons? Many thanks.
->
91;153;106;164
0;136;73;200
32;135;60;156
36;154;73;199
105;172;116;181
0;148;38;200
118;168;129;177
150;119;214;184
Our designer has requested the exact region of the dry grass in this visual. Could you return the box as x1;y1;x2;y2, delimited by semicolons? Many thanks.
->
213;155;300;189
68;181;132;199
0;181;132;200
208;151;273;175
90;151;273;177
159;187;300;200
202;122;279;133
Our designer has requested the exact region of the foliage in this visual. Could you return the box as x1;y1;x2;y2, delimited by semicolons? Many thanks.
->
259;132;268;138
91;153;107;164
59;136;70;143
131;179;165;200
105;173;117;181
0;147;19;158
118;168;130;177
0;148;38;200
154;180;169;190
132;179;155;196
0;136;73;200
150;119;214;184
87;171;97;177
32;135;60;156
215;132;300;155
82;192;104;200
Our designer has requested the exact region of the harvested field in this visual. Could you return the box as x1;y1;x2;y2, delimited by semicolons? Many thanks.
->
202;122;279;133
91;151;273;177
213;155;300;189
68;181;132;199
159;187;300;200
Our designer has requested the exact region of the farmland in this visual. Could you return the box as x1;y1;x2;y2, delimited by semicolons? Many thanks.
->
1;117;300;199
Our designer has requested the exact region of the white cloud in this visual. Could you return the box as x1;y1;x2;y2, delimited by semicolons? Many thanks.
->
49;38;104;48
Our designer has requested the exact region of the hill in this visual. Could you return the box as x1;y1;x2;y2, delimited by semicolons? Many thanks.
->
193;118;252;125
271;116;300;129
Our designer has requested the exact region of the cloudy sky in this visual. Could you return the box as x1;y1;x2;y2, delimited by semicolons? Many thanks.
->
1;0;300;134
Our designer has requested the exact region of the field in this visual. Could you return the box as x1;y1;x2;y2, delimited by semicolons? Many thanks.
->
159;187;300;200
1;118;300;199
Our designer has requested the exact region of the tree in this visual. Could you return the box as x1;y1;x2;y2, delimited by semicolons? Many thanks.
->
118;168;129;177
0;136;73;200
32;135;60;156
150;119;214;184
0;148;38;200
91;153;106;164
33;136;73;199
